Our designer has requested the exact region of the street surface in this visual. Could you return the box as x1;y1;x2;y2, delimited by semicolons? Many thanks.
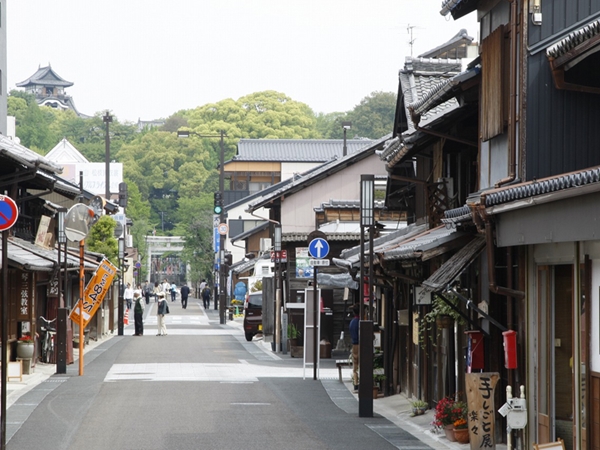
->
5;298;432;449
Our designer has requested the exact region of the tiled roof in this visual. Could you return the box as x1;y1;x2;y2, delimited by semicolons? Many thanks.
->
419;29;474;59
442;165;600;223
546;19;600;59
409;65;480;117
16;65;74;88
245;134;390;212
399;57;463;134
0;134;62;174
6;236;96;271
234;139;373;162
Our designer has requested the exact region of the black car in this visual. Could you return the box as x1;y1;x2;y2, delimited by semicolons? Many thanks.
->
243;291;262;341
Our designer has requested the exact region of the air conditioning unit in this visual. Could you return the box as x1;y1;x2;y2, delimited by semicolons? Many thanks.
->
260;238;272;252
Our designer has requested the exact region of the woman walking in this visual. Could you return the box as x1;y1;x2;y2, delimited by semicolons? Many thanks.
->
156;292;168;336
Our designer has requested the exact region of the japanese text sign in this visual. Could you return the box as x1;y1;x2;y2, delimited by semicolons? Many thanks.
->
465;372;499;449
17;271;32;321
69;259;117;328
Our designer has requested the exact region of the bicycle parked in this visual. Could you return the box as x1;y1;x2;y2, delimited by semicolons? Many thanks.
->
39;316;56;363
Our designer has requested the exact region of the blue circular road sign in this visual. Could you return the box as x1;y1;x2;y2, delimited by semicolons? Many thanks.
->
308;237;329;259
0;196;18;231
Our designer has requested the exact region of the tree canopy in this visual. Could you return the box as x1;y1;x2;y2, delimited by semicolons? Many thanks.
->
9;88;396;282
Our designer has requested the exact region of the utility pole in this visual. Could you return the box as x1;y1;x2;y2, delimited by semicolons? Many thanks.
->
103;112;112;201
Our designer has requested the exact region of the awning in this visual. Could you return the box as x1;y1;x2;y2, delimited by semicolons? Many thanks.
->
3;237;97;272
421;235;486;292
231;258;257;275
546;18;600;93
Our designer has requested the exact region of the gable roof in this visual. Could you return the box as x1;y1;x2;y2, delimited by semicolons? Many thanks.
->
46;138;90;163
233;139;373;163
16;65;74;88
245;135;390;213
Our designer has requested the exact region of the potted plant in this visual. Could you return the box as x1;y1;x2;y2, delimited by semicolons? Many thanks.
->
432;395;467;442
373;372;386;398
288;323;303;358
411;399;428;416
453;418;469;444
17;334;35;359
287;323;301;347
419;292;466;347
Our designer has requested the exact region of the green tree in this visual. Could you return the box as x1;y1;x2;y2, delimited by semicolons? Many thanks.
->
18;101;53;153
87;216;119;266
346;91;396;139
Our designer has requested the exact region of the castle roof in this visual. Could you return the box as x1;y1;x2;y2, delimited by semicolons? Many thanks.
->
16;65;74;88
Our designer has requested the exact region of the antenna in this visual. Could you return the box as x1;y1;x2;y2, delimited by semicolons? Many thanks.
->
407;24;417;57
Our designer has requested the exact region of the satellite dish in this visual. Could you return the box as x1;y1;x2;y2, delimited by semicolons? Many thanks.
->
64;204;94;242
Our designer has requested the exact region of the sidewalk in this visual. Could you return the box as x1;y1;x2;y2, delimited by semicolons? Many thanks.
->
6;331;115;409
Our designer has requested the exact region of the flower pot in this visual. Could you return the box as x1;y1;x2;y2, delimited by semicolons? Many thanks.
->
444;424;457;441
17;342;34;359
436;315;454;329
373;386;379;399
453;428;469;444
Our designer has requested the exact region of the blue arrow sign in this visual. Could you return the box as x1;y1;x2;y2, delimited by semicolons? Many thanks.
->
308;237;329;259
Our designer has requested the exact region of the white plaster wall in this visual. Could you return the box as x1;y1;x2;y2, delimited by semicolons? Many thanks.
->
281;162;321;181
281;154;387;234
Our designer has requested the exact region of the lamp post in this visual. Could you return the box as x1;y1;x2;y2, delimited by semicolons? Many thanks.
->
178;129;227;324
359;174;374;417
118;237;125;336
342;121;352;157
56;207;68;374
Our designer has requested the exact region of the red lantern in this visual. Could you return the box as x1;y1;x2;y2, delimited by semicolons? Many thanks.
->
502;330;518;369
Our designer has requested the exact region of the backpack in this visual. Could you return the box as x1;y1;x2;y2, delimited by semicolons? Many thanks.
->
134;298;143;314
202;287;211;298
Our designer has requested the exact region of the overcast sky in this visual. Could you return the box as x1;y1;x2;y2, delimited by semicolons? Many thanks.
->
7;1;477;124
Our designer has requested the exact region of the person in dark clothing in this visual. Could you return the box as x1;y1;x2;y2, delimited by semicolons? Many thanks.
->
201;285;211;309
133;291;144;336
349;303;361;391
180;283;190;309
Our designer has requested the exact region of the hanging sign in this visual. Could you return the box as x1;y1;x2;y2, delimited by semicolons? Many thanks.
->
70;259;117;328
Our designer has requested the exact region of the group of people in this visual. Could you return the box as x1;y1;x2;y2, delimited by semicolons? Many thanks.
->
122;280;208;337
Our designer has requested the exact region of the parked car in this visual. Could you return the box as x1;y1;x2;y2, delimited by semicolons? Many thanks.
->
243;291;263;341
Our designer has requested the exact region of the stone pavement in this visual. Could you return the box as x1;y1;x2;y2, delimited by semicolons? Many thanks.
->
5;307;506;450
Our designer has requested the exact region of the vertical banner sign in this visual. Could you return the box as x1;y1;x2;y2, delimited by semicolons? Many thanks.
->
69;259;117;328
17;271;32;321
47;275;59;298
465;372;500;449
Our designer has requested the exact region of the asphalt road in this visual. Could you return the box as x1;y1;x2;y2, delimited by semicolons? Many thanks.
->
6;298;429;450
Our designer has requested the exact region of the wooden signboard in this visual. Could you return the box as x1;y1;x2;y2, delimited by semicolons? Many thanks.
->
7;360;22;382
465;372;500;449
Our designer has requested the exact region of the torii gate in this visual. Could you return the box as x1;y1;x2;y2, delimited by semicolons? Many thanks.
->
145;235;186;284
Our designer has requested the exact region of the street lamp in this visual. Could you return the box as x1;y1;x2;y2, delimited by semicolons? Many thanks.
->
178;129;228;324
359;174;375;418
342;121;352;157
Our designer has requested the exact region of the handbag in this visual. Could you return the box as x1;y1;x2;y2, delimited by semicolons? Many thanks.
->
165;304;170;314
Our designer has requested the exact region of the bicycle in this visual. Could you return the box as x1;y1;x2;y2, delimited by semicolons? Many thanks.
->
39;316;56;363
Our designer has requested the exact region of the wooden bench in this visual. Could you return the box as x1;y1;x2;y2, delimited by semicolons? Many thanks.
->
335;359;352;383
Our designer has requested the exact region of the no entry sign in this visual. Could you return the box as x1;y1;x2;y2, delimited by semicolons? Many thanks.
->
0;196;18;231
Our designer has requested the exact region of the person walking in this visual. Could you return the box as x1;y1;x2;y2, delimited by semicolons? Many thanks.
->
201;284;211;309
180;283;190;309
170;282;177;302
349;303;361;391
144;281;152;304
133;291;145;336
199;279;207;298
156;292;168;336
124;283;134;311
161;279;170;300
152;281;161;302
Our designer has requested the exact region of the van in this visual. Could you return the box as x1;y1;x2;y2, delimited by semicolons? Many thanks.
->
243;291;262;341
